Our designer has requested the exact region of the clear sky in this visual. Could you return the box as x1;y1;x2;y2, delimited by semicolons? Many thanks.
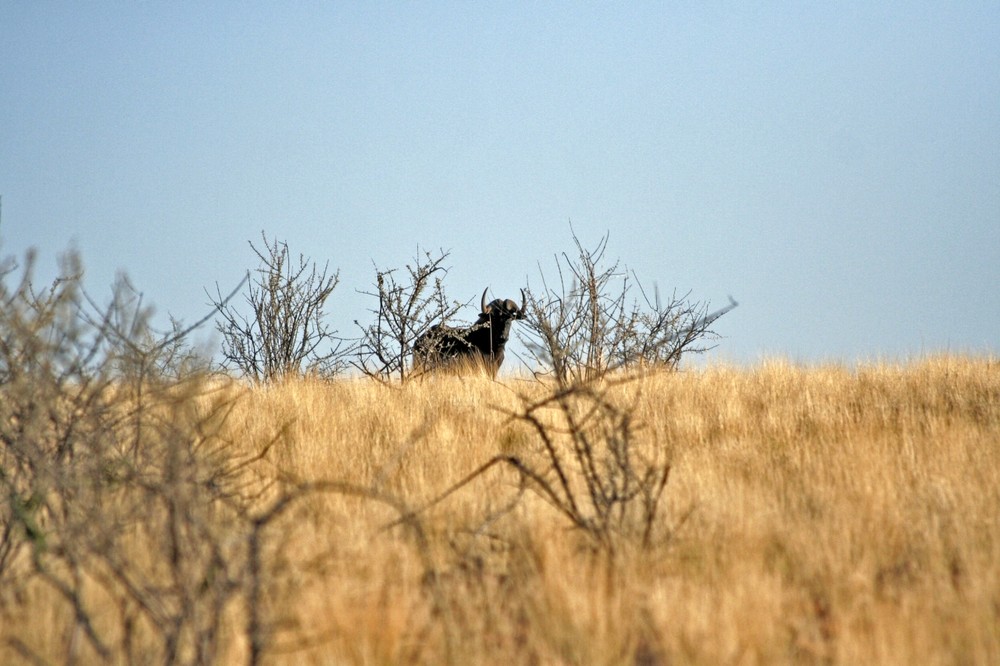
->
2;2;998;367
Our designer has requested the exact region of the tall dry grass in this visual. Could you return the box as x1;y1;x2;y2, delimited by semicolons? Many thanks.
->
3;357;998;664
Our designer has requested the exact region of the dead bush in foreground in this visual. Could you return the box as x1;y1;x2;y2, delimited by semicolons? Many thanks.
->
0;248;431;665
1;249;254;663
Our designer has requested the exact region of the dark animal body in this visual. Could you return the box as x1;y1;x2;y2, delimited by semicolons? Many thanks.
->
414;288;526;377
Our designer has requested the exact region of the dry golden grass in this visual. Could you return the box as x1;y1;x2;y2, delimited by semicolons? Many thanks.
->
3;357;999;664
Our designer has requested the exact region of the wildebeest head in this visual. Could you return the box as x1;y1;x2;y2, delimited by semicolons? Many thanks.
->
414;288;527;377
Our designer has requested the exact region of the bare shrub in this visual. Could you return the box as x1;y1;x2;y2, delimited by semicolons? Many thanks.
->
0;246;360;664
0;248;246;662
0;244;453;664
521;228;737;384
508;381;675;551
353;248;462;382
211;232;343;382
387;378;678;555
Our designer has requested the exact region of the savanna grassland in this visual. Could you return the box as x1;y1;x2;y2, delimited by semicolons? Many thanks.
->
2;357;998;665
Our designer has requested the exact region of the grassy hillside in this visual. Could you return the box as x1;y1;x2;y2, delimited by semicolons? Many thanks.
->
2;358;999;664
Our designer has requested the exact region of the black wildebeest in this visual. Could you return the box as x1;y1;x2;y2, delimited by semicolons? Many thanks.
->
413;288;527;377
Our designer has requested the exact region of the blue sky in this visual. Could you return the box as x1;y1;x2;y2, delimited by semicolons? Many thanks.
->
2;2;998;367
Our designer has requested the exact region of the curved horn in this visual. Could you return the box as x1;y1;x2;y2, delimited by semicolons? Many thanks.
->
519;288;527;314
481;287;490;314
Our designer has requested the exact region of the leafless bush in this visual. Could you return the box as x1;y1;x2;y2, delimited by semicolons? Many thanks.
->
509;381;681;551
0;248;247;663
0;246;364;664
0;243;459;664
211;232;343;382
387;379;682;555
353;248;462;382
521;229;737;384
